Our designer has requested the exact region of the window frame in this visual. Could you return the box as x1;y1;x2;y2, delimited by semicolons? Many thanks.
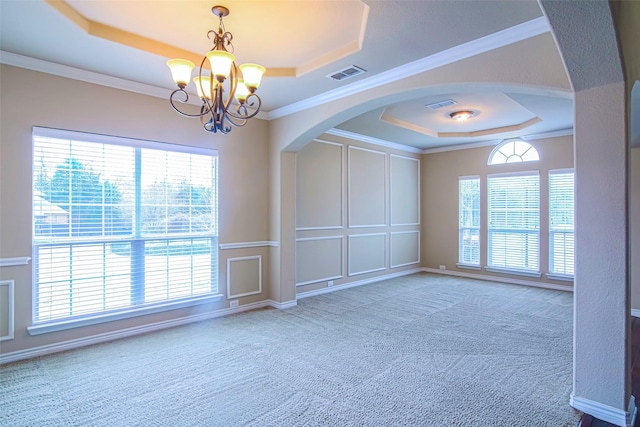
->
547;168;575;281
458;175;481;269
485;171;541;278
488;139;540;165
29;127;222;335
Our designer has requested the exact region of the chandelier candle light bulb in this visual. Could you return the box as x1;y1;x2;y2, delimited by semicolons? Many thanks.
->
166;5;266;134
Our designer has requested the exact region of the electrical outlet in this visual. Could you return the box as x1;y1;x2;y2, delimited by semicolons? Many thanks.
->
230;300;239;308
439;265;446;270
328;280;334;287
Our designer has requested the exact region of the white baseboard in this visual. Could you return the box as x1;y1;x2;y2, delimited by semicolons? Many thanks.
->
0;299;292;365
268;299;297;310
296;268;422;299
570;394;637;427
631;309;640;318
422;267;574;292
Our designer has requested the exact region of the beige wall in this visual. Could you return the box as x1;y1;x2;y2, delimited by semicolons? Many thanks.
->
0;65;271;355
632;147;640;311
294;134;421;295
422;135;574;286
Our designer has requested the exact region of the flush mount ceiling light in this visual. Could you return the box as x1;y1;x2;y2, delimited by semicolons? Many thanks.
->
167;5;266;134
449;110;476;122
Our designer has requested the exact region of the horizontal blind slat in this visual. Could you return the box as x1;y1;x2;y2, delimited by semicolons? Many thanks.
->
33;131;219;323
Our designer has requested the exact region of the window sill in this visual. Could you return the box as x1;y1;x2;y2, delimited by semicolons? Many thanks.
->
484;266;542;278
546;273;574;282
28;293;223;336
456;263;481;271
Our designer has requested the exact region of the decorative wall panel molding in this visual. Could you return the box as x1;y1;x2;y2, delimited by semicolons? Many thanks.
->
348;233;387;276
296;140;344;230
296;236;344;286
0;280;15;341
348;146;386;227
227;256;263;299
390;154;420;226
390;231;420;268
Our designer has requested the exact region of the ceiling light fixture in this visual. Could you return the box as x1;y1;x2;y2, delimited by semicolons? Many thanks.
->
167;5;266;134
449;110;476;122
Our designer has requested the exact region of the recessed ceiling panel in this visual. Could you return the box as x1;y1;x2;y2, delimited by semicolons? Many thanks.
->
380;92;539;135
66;0;369;71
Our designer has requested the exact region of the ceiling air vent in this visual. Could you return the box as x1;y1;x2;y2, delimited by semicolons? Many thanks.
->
425;99;458;110
327;65;367;81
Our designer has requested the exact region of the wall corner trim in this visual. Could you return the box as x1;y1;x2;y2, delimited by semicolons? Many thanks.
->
570;394;637;427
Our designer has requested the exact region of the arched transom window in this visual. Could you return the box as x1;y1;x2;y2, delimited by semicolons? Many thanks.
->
488;139;540;165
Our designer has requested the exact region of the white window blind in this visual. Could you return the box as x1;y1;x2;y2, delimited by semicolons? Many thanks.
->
459;176;480;266
33;129;218;323
549;170;574;276
487;172;539;273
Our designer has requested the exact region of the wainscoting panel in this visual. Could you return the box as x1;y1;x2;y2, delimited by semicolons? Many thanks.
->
348;233;387;276
227;256;262;299
296;140;343;230
0;280;15;341
390;154;420;226
296;236;343;286
390;231;420;268
348;146;386;227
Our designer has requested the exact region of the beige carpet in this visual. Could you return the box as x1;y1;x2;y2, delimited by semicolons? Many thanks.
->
0;273;580;426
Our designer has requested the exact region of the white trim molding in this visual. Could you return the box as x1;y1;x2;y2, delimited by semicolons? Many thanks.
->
348;145;387;228
347;233;387;276
266;17;550;119
0;298;296;365
0;257;31;267
0;280;15;341
389;154;421;227
570;394;637;427
389;230;421;268
297;268;422;300
227;255;263;299
326;128;422;154
219;241;278;250
484;266;542;278
28;294;224;335
422;267;573;292
295;235;345;287
631;309;640;318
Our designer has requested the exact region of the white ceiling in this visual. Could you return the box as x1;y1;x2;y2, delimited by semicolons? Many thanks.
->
0;0;573;151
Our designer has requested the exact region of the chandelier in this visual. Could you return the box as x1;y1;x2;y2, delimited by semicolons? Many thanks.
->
167;5;266;134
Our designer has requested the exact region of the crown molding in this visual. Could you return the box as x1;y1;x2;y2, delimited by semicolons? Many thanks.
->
325;128;422;154
0;51;270;120
266;17;550;120
1;17;548;123
329;127;574;155
1;51;173;99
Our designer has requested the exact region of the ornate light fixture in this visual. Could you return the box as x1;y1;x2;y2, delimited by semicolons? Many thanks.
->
449;110;476;122
167;5;266;134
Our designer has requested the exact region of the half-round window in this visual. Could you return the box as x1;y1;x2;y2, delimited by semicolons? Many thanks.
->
488;139;540;165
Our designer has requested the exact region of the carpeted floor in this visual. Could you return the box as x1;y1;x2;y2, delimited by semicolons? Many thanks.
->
0;273;580;426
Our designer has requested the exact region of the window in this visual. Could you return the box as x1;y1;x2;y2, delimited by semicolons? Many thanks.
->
549;170;574;277
488;139;540;165
487;172;540;275
458;176;480;267
32;128;218;325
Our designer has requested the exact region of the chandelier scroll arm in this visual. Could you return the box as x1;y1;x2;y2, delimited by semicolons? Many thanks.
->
166;4;265;136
